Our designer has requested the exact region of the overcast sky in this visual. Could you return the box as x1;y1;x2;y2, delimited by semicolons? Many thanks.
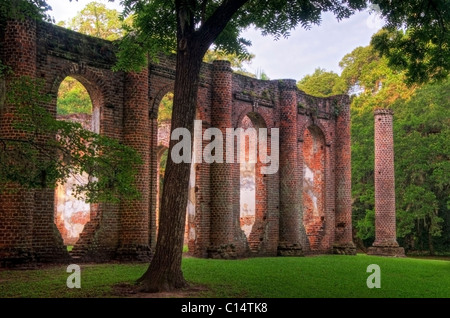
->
46;0;384;81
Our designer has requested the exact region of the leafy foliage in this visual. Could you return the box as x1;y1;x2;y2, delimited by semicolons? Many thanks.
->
57;77;93;115
393;80;449;252
0;0;52;23
0;76;142;203
158;92;173;123
59;1;132;41
204;49;255;77
297;68;346;97
371;0;450;83
115;0;368;71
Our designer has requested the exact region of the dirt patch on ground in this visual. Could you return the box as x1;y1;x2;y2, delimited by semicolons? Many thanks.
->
113;283;210;298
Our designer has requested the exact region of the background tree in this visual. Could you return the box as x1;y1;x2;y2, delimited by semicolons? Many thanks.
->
371;0;450;84
57;77;93;115
64;1;130;41
203;49;255;77
297;67;346;97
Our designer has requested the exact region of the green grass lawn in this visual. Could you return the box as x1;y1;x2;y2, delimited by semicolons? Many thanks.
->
0;254;448;298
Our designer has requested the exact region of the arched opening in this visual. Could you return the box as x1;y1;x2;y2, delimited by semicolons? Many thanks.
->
302;125;326;251
156;92;172;237
156;146;168;236
54;76;97;250
239;112;268;252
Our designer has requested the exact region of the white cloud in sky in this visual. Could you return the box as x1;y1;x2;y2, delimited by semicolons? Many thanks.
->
241;11;385;80
46;1;385;81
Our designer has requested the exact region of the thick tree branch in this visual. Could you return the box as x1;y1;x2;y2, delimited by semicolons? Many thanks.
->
200;0;208;24
195;0;249;52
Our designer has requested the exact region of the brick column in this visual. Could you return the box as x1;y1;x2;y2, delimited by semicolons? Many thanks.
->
117;68;151;261
278;80;304;256
208;60;237;258
0;19;37;266
333;99;356;255
368;109;405;257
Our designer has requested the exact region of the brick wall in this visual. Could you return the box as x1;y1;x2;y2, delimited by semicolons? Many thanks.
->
0;18;356;266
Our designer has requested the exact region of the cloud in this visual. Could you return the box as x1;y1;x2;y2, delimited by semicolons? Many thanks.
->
241;10;385;80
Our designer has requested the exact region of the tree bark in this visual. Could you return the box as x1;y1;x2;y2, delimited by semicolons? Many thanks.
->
138;40;203;292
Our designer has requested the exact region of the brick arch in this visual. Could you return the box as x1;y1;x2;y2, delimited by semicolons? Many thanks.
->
234;107;271;130
151;83;175;118
51;66;107;134
50;64;105;105
298;118;332;146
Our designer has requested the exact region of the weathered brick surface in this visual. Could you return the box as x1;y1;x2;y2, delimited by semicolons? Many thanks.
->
0;18;358;265
368;109;404;257
333;100;356;254
278;80;304;256
117;69;151;261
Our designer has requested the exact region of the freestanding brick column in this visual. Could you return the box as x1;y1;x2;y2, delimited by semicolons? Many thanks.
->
116;68;151;261
0;19;37;266
333;99;356;255
208;60;237;258
278;80;304;256
367;109;405;257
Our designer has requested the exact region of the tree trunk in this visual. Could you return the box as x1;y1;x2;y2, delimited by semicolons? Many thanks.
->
428;227;435;256
138;41;203;292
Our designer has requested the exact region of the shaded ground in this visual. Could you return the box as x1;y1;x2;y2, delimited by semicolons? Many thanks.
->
0;255;449;298
113;282;209;298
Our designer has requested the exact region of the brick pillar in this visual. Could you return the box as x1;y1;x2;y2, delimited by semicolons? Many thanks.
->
333;99;356;255
278;80;304;256
208;60;237;259
0;19;37;266
117;68;151;261
368;109;405;257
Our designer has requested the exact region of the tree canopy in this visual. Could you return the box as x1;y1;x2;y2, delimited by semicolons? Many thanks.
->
371;0;450;84
57;1;131;41
297;68;346;97
115;0;368;71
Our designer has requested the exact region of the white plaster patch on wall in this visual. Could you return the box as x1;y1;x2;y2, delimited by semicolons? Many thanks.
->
55;171;90;245
304;164;318;216
240;161;256;238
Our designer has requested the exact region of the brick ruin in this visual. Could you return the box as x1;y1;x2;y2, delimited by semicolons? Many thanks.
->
367;109;405;257
0;18;370;266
